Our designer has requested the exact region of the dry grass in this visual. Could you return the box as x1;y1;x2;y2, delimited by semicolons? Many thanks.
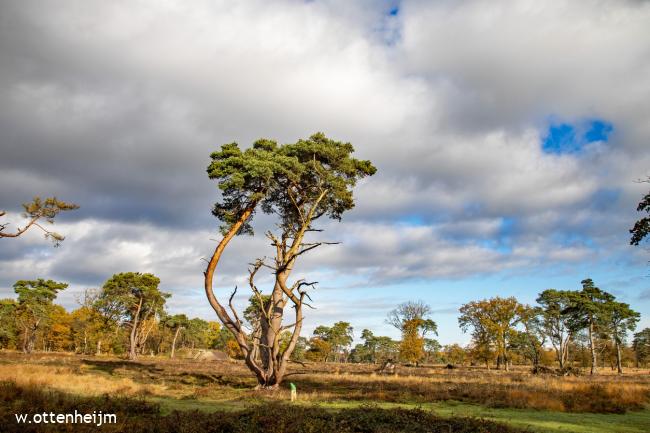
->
0;363;169;399
0;351;648;414
290;365;650;413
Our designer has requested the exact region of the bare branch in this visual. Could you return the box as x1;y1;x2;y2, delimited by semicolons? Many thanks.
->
228;286;242;328
257;262;278;271
266;230;281;247
248;260;269;320
294;280;318;293
280;317;304;331
287;185;305;224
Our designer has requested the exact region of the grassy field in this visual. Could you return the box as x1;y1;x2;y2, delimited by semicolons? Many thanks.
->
1;351;648;432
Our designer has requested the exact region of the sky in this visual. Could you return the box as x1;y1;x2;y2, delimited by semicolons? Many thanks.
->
1;0;650;346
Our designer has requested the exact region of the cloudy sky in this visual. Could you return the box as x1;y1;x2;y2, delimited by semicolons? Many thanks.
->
1;0;649;345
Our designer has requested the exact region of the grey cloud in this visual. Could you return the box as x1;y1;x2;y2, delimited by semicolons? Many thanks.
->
0;0;419;227
401;0;650;138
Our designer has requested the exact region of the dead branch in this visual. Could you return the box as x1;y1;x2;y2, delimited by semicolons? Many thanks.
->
280;317;304;331
248;260;269;320
295;280;318;292
228;286;242;328
287;186;305;223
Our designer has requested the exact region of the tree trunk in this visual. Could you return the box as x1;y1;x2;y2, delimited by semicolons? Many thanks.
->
588;320;597;375
24;320;39;354
560;334;571;369
204;205;265;381
22;326;29;353
502;334;509;372
170;327;181;358
28;332;36;353
204;192;322;389
615;338;623;374
96;339;102;356
555;343;563;369
129;297;143;360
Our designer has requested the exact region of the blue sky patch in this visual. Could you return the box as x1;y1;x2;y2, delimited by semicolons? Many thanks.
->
398;214;425;226
584;120;613;143
499;217;517;238
542;119;613;155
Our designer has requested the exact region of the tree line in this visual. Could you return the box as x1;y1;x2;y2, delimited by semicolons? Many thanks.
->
0;273;241;360
301;282;648;375
1;273;648;375
458;278;641;374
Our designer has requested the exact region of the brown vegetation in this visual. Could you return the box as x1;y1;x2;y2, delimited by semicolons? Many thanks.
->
1;352;648;414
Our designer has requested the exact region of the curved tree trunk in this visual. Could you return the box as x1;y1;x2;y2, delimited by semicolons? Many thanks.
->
204;195;321;389
204;204;267;386
204;183;328;389
170;327;181;358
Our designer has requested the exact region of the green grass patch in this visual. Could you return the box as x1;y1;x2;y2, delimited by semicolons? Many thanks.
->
432;401;650;433
304;399;650;433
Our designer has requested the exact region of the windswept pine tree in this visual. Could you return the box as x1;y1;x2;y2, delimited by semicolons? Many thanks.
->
13;279;68;353
96;272;169;360
204;133;376;388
